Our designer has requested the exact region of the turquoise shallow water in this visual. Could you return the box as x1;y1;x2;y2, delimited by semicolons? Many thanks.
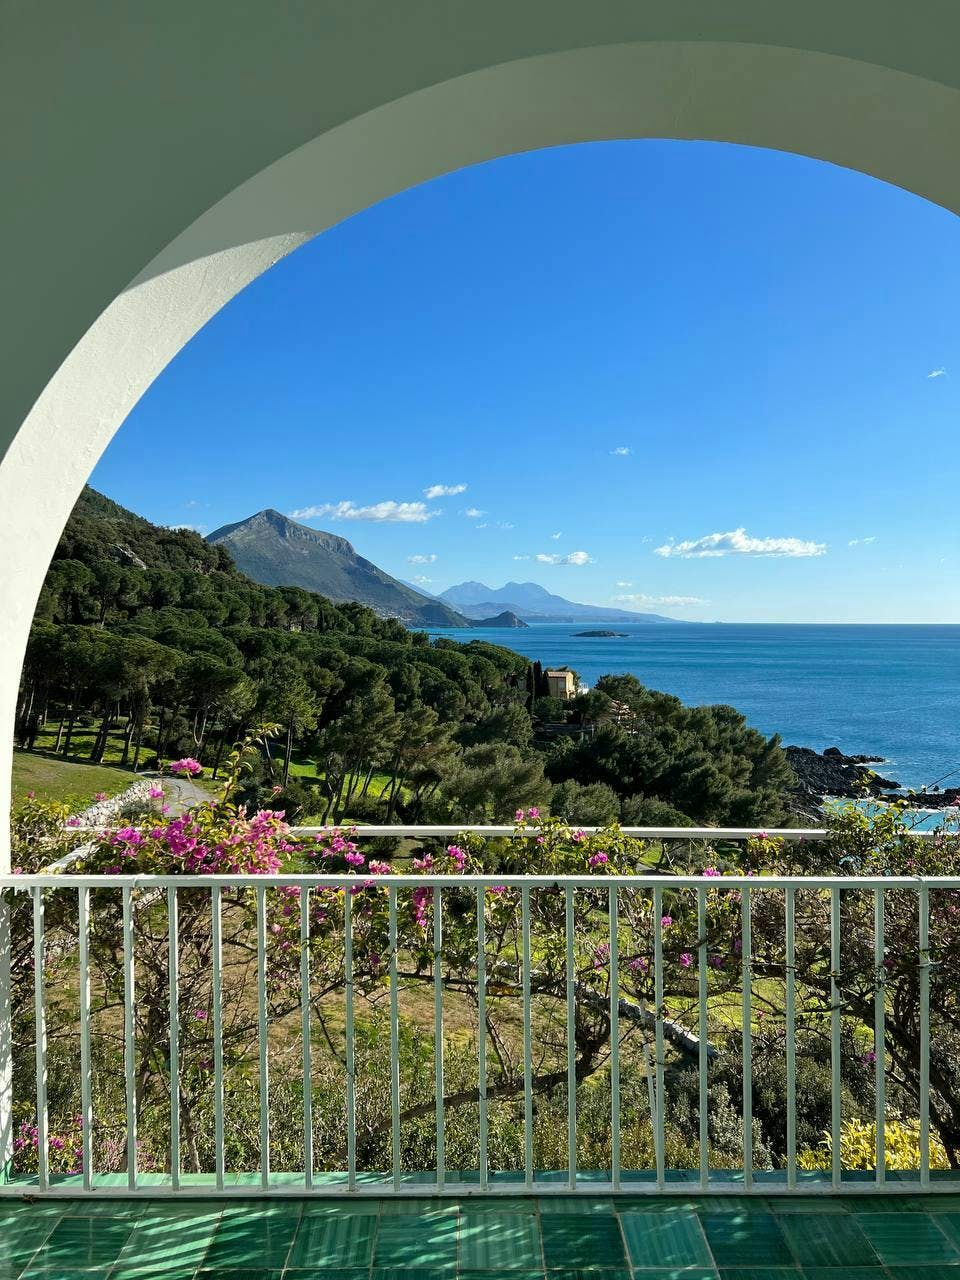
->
431;623;960;795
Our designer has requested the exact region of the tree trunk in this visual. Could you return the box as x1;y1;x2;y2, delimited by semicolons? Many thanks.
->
62;707;78;757
132;709;146;772
155;706;167;765
91;709;111;762
282;720;294;787
211;734;227;781
120;712;136;766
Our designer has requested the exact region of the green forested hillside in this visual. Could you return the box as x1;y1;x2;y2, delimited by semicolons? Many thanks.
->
16;487;795;825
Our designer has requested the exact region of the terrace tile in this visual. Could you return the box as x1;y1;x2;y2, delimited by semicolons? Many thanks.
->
622;1207;714;1268
0;1187;959;1277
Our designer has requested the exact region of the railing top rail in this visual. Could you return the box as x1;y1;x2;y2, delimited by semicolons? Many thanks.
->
6;872;960;889
292;825;829;840
61;823;944;841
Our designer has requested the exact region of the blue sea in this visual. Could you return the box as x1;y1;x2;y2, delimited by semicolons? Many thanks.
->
433;623;960;797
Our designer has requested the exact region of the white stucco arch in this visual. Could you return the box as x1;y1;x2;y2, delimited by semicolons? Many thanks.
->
5;9;960;865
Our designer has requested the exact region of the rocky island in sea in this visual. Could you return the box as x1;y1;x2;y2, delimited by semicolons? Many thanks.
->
574;629;628;638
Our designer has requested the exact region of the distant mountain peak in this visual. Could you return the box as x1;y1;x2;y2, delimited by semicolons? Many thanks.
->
439;579;678;624
206;510;468;628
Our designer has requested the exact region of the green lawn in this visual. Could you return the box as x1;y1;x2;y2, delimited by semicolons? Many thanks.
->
12;749;140;808
31;721;139;768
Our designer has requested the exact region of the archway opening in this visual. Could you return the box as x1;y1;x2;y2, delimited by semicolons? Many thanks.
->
11;104;960;1192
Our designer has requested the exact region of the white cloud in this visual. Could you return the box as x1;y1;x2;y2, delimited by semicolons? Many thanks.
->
848;536;876;547
610;446;631;456
497;521;515;530
475;522;489;529
536;550;593;566
169;522;207;533
616;581;633;588
655;528;826;558
291;500;439;523
408;553;438;564
928;368;947;379
424;483;467;499
550;531;562;540
513;554;530;561
614;592;706;607
463;507;486;518
412;575;432;585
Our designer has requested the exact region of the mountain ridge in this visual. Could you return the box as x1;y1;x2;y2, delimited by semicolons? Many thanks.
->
206;509;469;629
439;580;677;624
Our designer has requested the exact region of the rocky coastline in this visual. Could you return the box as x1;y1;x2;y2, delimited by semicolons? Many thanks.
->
785;745;899;817
785;744;960;817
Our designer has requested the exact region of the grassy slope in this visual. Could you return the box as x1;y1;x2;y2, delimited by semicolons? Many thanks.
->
12;749;138;807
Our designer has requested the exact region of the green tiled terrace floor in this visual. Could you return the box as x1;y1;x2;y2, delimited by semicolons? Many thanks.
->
4;1192;960;1278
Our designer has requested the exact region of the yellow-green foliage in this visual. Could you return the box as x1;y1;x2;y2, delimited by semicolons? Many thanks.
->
797;1118;950;1171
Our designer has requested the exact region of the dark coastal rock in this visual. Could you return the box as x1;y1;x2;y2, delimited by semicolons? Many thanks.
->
468;610;529;629
574;629;627;637
823;745;885;765
881;786;960;809
785;745;901;809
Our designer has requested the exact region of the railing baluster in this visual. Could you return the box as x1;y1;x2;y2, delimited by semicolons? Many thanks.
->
874;887;886;1184
300;886;312;1190
212;884;224;1191
122;886;136;1190
522;884;533;1189
477;886;488;1191
389;886;400;1190
919;885;930;1189
608;885;620;1192
566;885;577;1190
344;888;356;1192
785;886;796;1190
741;884;752;1190
653;886;665;1191
32;888;48;1191
166;886;179;1192
434;886;445;1191
830;887;841;1190
256;885;269;1189
78;887;93;1191
697;884;708;1190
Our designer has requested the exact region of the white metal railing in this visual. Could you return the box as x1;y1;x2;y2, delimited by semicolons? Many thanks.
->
0;824;955;1198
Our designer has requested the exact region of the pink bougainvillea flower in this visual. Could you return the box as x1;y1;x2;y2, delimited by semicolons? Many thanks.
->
148;785;164;799
679;952;693;968
660;915;673;929
702;866;720;877
169;758;202;777
527;807;540;819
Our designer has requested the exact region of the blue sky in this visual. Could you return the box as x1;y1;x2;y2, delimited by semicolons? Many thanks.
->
92;140;960;622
